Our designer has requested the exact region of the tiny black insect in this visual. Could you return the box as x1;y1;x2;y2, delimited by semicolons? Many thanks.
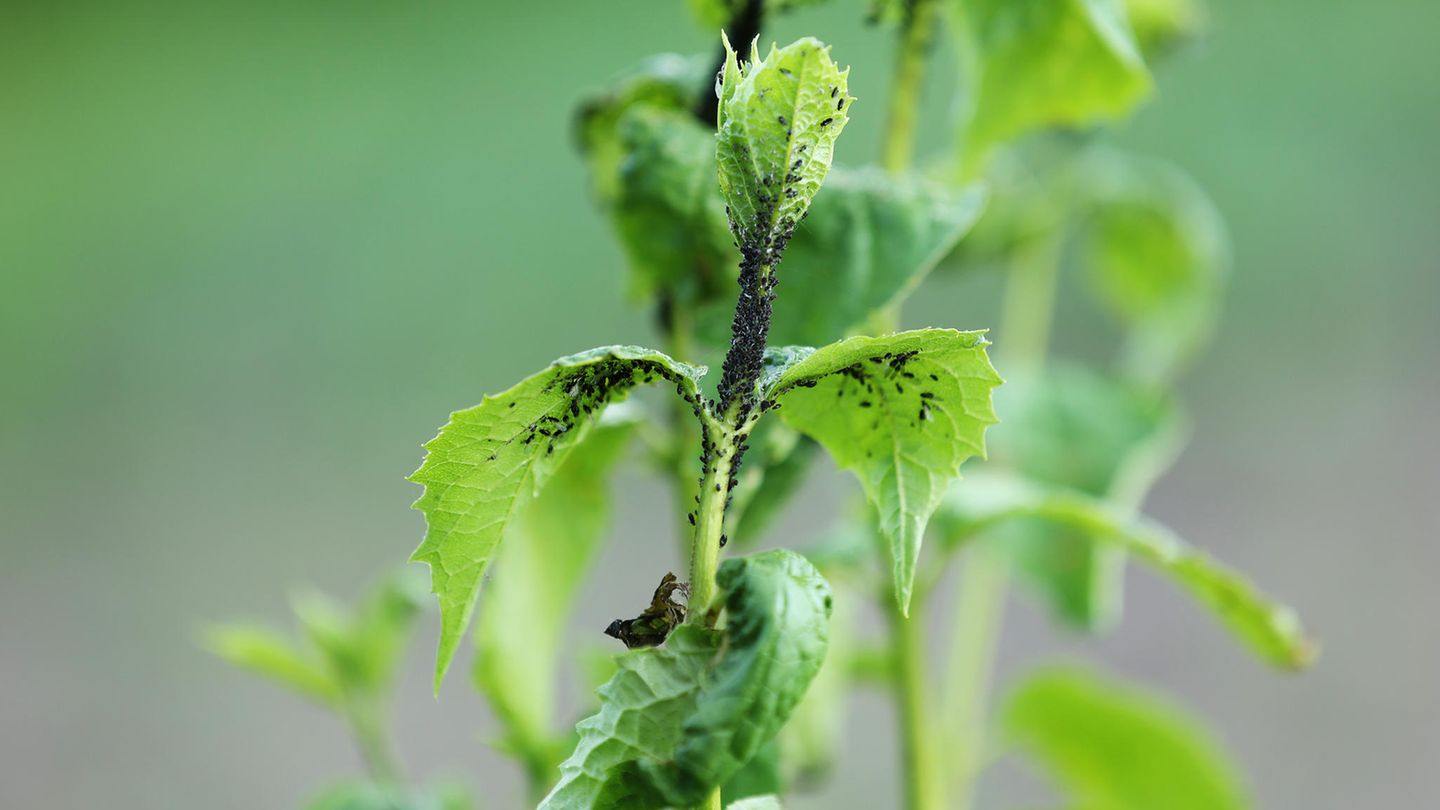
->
719;534;729;548
688;512;696;526
820;117;833;127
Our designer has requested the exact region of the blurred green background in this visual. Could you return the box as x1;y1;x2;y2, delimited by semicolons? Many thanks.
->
2;0;1436;807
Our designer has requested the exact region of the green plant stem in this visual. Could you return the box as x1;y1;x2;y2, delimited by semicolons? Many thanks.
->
888;597;942;810
945;234;1062;809
941;546;1008;809
344;696;403;784
688;420;734;616
880;0;941;174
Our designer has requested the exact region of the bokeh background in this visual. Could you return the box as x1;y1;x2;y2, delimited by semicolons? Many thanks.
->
2;0;1436;807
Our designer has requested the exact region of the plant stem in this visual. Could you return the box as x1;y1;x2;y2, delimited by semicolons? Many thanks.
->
688;418;734;615
942;546;1008;809
880;0;941;174
945;234;1062;808
344;697;403;785
888;597;942;810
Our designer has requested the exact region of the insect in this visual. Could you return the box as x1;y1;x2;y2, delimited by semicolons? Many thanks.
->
604;573;690;649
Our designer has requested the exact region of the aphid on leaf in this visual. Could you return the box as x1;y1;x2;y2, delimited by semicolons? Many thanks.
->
603;573;689;649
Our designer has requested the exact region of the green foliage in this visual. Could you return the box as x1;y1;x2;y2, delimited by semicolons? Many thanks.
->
725;797;784;810
410;346;705;689
763;329;1002;612
716;35;853;260
956;0;1153;166
542;550;832;808
1004;666;1251;810
474;407;638;777
1075;151;1229;382
1125;0;1206;57
207;573;425;706
305;782;471;810
985;364;1183;629
940;474;1316;669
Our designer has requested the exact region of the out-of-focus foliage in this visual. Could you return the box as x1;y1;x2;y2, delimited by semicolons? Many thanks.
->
1004;666;1251;810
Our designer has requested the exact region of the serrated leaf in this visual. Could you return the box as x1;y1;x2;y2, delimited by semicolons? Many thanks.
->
542;550;832;809
1004;666;1251;810
411;346;707;689
205;625;340;706
716;35;853;259
986;364;1182;629
474;408;637;772
763;329;1002;612
1075;152;1228;383
958;0;1152;166
939;474;1316;669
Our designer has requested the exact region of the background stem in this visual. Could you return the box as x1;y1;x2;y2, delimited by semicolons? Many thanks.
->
879;0;940;174
888;598;942;810
945;234;1063;808
344;697;403;785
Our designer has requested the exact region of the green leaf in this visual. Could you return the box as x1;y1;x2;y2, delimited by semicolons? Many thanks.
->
778;568;858;788
542;550;833;808
1075;152;1229;383
1004;666;1252;810
306;781;472;810
411;346;707;689
763;329;1002;613
292;574;426;696
957;0;1152;166
716;35;853;259
939;474;1317;669
732;171;986;347
204;624;339;706
721;739;782;803
985;364;1182;629
612;107;739;302
475;406;638;772
576;54;710;204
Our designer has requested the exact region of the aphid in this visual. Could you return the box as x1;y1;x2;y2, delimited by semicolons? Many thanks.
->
820;117;834;127
720;534;729;548
860;400;873;408
778;115;788;125
830;85;838;98
688;512;696;526
837;98;845;110
920;391;935;399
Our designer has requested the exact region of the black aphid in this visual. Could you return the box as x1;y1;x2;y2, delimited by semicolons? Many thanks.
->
820;117;833;127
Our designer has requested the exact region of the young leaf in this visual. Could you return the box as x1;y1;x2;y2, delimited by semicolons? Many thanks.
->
542;550;832;809
939;474;1316;670
292;574;426;696
411;346;707;689
715;35;853;262
985;364;1183;629
1003;666;1252;810
205;624;340;706
474;408;637;772
763;329;1002;613
1075;152;1229;383
956;0;1152;166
